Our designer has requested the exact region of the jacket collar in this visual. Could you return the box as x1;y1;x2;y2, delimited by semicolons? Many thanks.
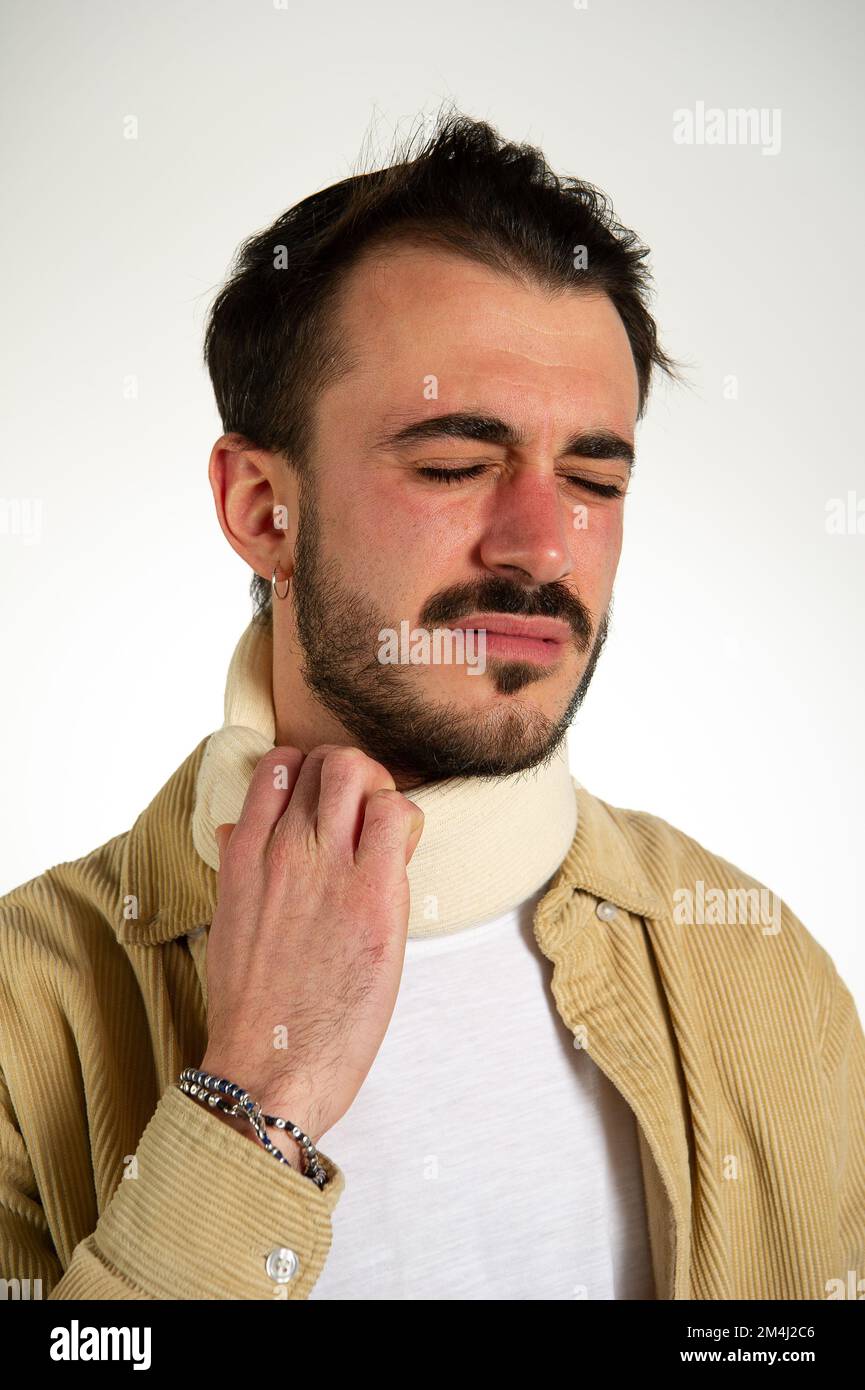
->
555;778;665;920
118;736;219;945
116;738;663;946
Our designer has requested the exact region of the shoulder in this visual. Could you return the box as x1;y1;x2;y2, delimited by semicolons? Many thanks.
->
573;781;845;1029
0;734;212;961
0;830;130;964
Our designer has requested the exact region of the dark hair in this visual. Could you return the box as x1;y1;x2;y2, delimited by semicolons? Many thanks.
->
203;107;678;624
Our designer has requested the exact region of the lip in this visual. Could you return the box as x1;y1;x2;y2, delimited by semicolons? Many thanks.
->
447;612;571;666
449;613;572;642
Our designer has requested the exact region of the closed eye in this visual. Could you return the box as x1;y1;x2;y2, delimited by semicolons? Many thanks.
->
416;465;625;498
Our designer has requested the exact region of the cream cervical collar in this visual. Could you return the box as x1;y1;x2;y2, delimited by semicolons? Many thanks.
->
192;619;578;939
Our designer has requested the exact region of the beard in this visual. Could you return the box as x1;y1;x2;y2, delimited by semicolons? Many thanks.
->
289;475;610;784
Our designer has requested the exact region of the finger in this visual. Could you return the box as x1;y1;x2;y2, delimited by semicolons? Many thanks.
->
403;801;425;865
316;747;396;853
355;788;424;880
279;742;344;831
214;822;236;867
233;745;306;848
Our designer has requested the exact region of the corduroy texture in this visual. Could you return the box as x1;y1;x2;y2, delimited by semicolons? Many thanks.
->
0;736;863;1299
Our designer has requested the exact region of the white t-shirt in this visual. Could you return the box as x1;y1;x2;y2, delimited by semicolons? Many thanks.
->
309;883;656;1300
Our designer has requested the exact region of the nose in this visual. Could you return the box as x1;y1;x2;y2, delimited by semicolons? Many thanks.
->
478;467;575;585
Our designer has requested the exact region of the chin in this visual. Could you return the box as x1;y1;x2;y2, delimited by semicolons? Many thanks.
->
434;658;568;705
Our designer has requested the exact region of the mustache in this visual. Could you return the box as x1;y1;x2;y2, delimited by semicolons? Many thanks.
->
419;577;594;653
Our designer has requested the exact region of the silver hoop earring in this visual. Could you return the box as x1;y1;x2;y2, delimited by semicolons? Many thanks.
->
271;565;290;600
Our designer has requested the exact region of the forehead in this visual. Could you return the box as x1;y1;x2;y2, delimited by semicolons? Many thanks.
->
322;240;640;433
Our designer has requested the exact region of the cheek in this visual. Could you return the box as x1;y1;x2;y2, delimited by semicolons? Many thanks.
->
596;506;624;567
565;512;623;614
375;487;471;567
334;488;448;606
318;477;413;576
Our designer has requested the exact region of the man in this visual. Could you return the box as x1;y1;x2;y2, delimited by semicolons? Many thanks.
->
1;113;862;1302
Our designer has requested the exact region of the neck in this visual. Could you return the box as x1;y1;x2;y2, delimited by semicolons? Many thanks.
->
192;617;579;937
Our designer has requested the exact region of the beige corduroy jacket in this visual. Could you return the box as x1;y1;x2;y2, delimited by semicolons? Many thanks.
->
0;734;863;1300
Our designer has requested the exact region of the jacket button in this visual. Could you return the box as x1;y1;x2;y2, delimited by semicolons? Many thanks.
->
595;900;618;921
266;1246;299;1282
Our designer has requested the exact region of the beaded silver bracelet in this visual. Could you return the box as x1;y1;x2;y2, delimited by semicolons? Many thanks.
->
178;1067;328;1189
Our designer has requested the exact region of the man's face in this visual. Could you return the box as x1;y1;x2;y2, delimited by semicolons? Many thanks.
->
288;240;639;783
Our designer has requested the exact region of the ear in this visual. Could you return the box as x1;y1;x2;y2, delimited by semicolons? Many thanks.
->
207;433;300;583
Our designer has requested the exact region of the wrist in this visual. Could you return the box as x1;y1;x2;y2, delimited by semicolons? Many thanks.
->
197;1056;323;1145
205;1101;305;1172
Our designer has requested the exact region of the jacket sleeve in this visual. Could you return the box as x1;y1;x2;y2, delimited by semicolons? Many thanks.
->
0;1076;345;1300
821;961;865;1277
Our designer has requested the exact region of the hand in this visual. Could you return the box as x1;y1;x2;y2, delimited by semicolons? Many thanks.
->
199;744;424;1147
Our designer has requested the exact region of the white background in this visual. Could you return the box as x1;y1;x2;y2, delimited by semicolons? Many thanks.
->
1;0;862;1013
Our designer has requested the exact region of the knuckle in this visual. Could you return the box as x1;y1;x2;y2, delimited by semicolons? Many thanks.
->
320;746;368;780
381;791;421;826
258;744;301;771
247;747;300;798
401;796;423;825
363;755;396;786
309;742;351;762
363;804;405;855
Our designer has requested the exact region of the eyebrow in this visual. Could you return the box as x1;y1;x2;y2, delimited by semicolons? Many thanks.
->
371;411;635;470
